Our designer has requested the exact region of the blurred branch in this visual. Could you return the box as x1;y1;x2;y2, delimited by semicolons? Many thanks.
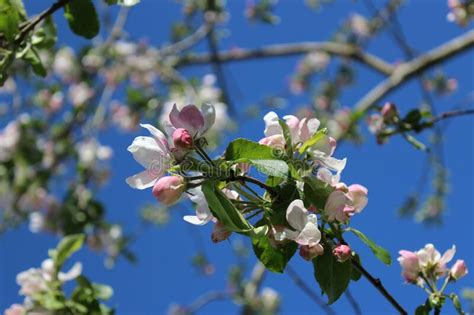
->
286;265;336;315
15;0;72;45
178;41;395;76
187;291;229;314
345;289;362;315
240;261;266;315
158;21;214;56
349;29;474;126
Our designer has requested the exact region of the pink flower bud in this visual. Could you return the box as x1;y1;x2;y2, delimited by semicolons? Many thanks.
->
211;221;232;243
172;128;193;150
450;260;468;280
381;102;398;121
299;243;324;261
333;244;351;262
152;176;185;205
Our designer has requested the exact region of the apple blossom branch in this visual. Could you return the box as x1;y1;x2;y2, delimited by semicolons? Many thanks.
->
349;29;474;126
178;41;394;76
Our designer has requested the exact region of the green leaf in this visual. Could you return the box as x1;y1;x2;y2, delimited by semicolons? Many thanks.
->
299;128;327;154
64;0;99;39
449;293;465;315
415;299;432;315
32;16;57;48
202;180;253;233
225;138;278;160
313;245;352;304
0;0;20;42
278;119;293;157
404;109;422;125
50;234;85;267
346;228;391;265
303;176;334;210
225;139;288;178
252;236;297;273
22;46;46;76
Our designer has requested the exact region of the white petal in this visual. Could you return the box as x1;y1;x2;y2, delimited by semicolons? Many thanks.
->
127;136;166;169
286;199;308;231
316;156;347;174
183;215;211;225
295;223;321;246
58;262;82;282
200;103;216;135
263;111;282;137
140;123;169;153
126;170;158;189
440;245;456;265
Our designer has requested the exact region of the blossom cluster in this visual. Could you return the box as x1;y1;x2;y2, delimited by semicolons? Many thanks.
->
127;102;377;303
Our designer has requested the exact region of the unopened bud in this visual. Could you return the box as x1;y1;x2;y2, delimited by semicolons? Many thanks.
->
211;221;232;243
299;243;324;261
333;244;351;262
450;260;468;280
152;176;186;205
172;128;193;150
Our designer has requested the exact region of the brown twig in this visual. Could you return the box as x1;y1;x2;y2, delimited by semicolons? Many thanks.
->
345;289;362;315
348;29;474;129
178;41;394;76
351;259;407;315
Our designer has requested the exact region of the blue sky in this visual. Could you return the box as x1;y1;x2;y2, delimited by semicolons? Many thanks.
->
1;0;473;314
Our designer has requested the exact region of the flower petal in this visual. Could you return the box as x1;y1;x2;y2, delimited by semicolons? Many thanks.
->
183;215;211;226
263;111;282;137
140;123;169;153
286;199;308;231
200;103;216;135
127;136;166;169
126;170;158;189
58;262;82;282
295;222;321;246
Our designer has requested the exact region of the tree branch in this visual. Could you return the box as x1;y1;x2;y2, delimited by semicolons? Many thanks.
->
345;289;362;315
351;259;407;315
348;29;474;130
158;21;214;56
16;0;72;45
177;41;394;76
286;265;336;315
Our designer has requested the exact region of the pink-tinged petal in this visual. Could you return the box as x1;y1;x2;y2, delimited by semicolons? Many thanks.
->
286;199;308;231
263;111;282;137
317;156;347;174
298;117;320;143
348;184;368;213
179;104;205;136
450;260;468;280
440;245;456;265
283;115;300;142
317;167;340;186
417;244;441;267
311;135;334;156
200;103;216;135
126;170;158;189
169;103;183;127
196;205;212;221
325;190;348;222
295;222;321;246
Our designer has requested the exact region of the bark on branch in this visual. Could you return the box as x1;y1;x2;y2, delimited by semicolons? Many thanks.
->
177;41;395;76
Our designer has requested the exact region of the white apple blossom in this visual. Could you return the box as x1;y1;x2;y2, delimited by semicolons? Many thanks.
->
76;139;113;166
283;199;322;247
52;47;78;82
417;243;456;277
126;124;173;189
68;82;94;107
0;120;20;161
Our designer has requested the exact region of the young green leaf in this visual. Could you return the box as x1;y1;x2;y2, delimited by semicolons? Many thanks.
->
313;246;352;304
346;228;392;265
50;234;85;268
225;138;288;178
202;180;253;233
252;236;297;273
278;119;293;157
299;128;327;154
0;0;20;42
64;0;100;39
